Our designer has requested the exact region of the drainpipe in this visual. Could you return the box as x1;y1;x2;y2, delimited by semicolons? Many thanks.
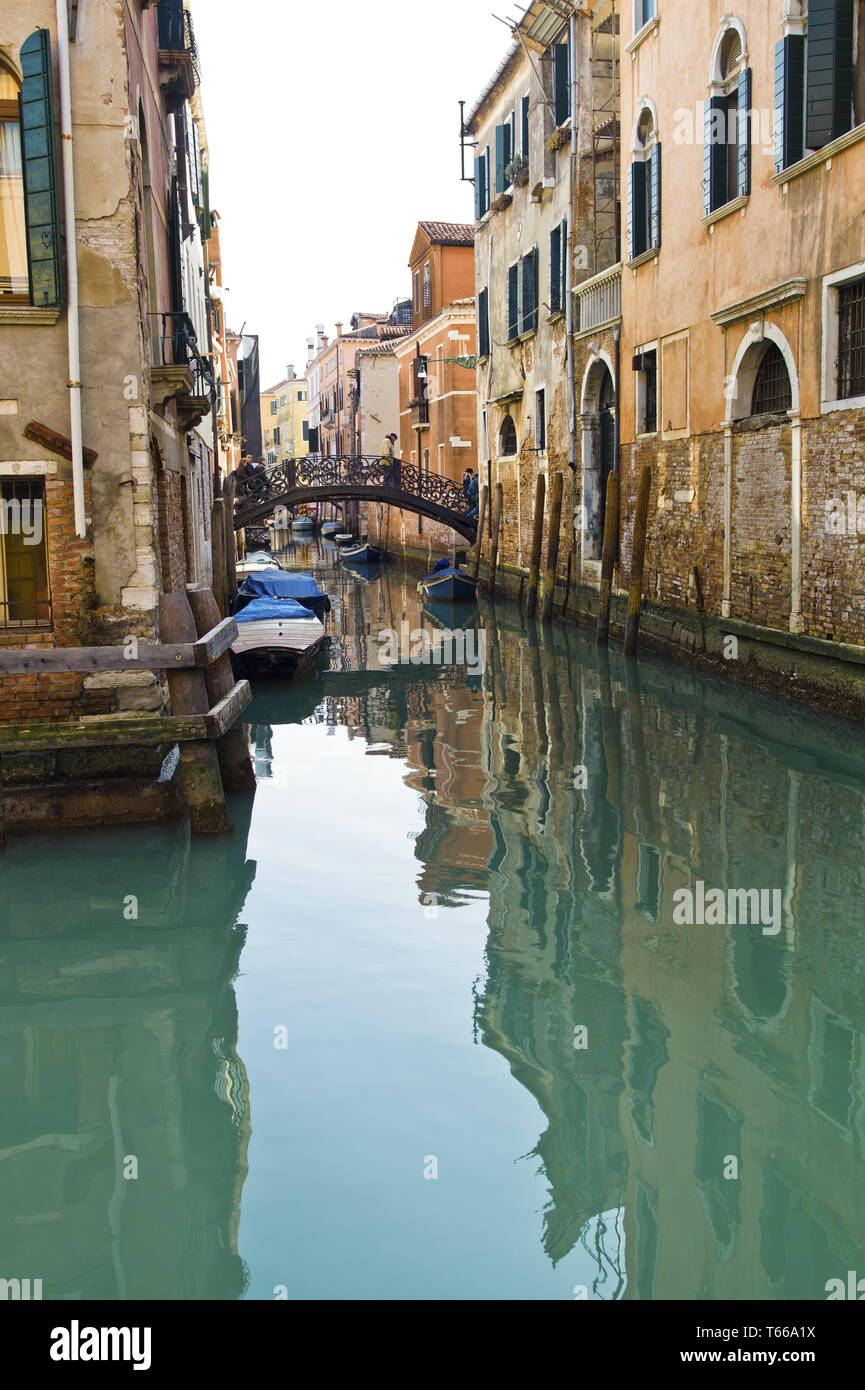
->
483;233;494;535
566;9;577;476
56;1;86;538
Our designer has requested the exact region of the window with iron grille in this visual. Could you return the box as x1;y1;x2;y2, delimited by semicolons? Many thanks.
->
838;278;865;400
423;263;431;316
751;343;792;415
0;478;51;628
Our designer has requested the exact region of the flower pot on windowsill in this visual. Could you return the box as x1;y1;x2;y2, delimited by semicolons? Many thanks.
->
505;155;530;188
491;192;513;213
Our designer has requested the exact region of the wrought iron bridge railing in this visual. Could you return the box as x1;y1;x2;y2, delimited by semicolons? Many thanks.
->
235;454;475;521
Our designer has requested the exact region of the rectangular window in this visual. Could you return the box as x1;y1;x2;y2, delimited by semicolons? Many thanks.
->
0;478;51;628
273;426;280;444
536;389;546;450
270;400;277;415
634;348;658;434
553;40;570;126
806;0;857;151
507;263;519;340
302;420;309;441
478;287;490;358
521;95;530;157
18;30;63;307
423;261;431;314
635;0;656;28
838;278;865;398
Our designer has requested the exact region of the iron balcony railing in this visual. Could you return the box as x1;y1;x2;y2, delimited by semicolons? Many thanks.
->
157;2;200;85
155;310;217;401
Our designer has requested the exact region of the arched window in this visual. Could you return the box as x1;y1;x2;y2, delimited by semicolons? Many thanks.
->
499;414;517;456
751;343;793;416
628;103;661;261
0;61;28;300
705;21;751;215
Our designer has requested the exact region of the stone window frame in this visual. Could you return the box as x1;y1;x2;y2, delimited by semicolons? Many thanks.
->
821;258;865;413
634;337;659;438
725;320;800;424
498;411;519;460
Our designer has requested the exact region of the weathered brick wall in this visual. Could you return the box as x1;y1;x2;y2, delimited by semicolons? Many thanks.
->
0;468;112;724
730;423;791;629
801;408;865;643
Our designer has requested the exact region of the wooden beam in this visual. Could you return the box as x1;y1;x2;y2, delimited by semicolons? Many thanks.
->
0;713;212;755
24;420;98;467
204;679;252;739
0;619;237;675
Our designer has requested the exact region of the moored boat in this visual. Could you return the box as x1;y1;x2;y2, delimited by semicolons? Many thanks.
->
335;533;355;545
291;515;316;532
418;558;478;602
340;542;382;565
321;521;340;538
234;569;331;621
230;596;326;679
235;551;283;578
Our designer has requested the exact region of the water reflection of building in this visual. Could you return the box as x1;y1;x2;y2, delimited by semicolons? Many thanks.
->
304;545;865;1299
0;803;256;1300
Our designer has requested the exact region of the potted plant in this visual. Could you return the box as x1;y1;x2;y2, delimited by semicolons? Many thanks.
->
490;191;513;213
505;154;530;188
547;123;570;154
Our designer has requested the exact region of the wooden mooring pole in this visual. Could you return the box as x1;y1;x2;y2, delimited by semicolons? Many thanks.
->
624;465;652;657
188;588;256;794
541;470;564;624
472;484;489;582
596;469;620;646
159;592;232;834
489;482;503;599
525;473;546;619
223;474;238;608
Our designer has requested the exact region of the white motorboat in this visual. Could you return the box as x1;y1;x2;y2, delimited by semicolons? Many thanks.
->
231;597;326;678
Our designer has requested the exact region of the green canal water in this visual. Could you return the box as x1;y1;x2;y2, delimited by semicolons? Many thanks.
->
2;536;865;1300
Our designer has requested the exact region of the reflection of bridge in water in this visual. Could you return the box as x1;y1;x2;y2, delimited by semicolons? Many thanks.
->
233;455;478;542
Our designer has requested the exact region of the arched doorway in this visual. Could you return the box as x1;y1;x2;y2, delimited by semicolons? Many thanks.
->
579;355;617;567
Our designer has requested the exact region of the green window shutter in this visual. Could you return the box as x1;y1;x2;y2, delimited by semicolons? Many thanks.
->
521;95;530;157
561;217;568;298
630;162;647;259
198;166;210;241
549;225;561;312
507;264;519;340
521;251;537;334
478;287;490;358
554;41;570;125
774;35;805;172
474;156;483;219
495;124;507;193
806;0;855;150
649;142;661;249
737;68;752;198
20;29;63;309
704;97;727;213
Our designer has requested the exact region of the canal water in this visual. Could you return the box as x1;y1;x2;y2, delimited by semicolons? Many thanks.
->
2;535;865;1301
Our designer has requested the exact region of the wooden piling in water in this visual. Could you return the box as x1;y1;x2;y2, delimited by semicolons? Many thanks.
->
188;588;256;794
624;465;652;657
541;470;564;624
596;470;620;646
526;474;546;619
472;484;489;582
223;474;238;607
489;482;503;598
159;592;232;835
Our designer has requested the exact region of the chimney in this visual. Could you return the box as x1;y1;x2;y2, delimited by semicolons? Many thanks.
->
335;321;343;339
316;322;325;352
322;334;329;349
307;338;315;363
286;364;295;381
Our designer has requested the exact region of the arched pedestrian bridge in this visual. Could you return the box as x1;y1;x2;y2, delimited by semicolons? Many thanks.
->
233;455;478;542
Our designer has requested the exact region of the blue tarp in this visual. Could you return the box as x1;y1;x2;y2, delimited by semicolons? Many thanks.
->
423;566;465;582
235;597;320;624
243;571;325;600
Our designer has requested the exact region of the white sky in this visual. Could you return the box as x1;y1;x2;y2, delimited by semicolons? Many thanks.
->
193;0;509;388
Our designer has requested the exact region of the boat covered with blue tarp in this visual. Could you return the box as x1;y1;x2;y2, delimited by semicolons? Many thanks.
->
234;570;330;619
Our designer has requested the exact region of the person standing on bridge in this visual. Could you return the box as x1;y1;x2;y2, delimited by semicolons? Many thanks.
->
381;432;399;488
